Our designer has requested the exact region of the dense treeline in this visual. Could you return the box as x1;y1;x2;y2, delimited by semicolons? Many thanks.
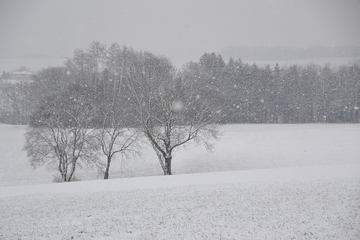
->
0;44;359;125
0;80;33;124
189;53;360;123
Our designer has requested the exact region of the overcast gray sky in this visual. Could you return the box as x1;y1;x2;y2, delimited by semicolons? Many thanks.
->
1;0;360;66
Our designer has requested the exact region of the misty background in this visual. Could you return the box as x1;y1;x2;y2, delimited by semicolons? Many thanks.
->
1;0;360;72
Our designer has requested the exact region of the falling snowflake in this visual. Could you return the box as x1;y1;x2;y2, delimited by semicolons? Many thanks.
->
172;100;184;112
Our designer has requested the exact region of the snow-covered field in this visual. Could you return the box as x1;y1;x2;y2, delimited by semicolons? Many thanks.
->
0;124;360;239
1;124;360;187
1;165;359;239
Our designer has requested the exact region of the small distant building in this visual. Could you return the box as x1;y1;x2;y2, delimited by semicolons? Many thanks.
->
4;71;36;84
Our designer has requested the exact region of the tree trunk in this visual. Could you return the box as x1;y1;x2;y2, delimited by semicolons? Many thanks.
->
164;156;172;175
104;156;112;179
61;172;67;182
67;159;77;182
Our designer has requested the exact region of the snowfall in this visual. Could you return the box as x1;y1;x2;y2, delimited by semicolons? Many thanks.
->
0;124;359;239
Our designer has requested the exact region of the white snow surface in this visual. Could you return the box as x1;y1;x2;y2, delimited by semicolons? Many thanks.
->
0;124;360;239
1;124;360;187
1;165;359;239
1;163;359;199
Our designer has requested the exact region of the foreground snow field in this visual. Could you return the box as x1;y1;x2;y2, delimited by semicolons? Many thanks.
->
0;124;359;239
1;164;360;239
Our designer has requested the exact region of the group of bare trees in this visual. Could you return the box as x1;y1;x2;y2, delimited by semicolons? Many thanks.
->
17;41;360;181
24;42;223;181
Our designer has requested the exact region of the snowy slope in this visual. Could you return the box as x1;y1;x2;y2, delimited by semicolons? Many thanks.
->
1;163;359;199
1;124;360;187
0;164;359;239
1;124;360;239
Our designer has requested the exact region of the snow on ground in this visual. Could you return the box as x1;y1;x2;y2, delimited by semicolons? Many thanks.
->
1;124;360;187
0;164;360;239
0;124;51;186
0;124;360;239
173;124;360;173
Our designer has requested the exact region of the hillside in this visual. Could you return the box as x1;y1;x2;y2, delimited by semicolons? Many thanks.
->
1;124;359;239
1;163;359;239
1;124;360;187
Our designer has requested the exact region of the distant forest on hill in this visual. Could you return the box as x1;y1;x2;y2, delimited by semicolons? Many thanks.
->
0;42;359;125
221;46;360;61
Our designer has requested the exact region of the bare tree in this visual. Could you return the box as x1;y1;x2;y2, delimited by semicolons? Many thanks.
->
124;52;223;175
24;84;100;182
64;42;142;179
96;100;140;179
